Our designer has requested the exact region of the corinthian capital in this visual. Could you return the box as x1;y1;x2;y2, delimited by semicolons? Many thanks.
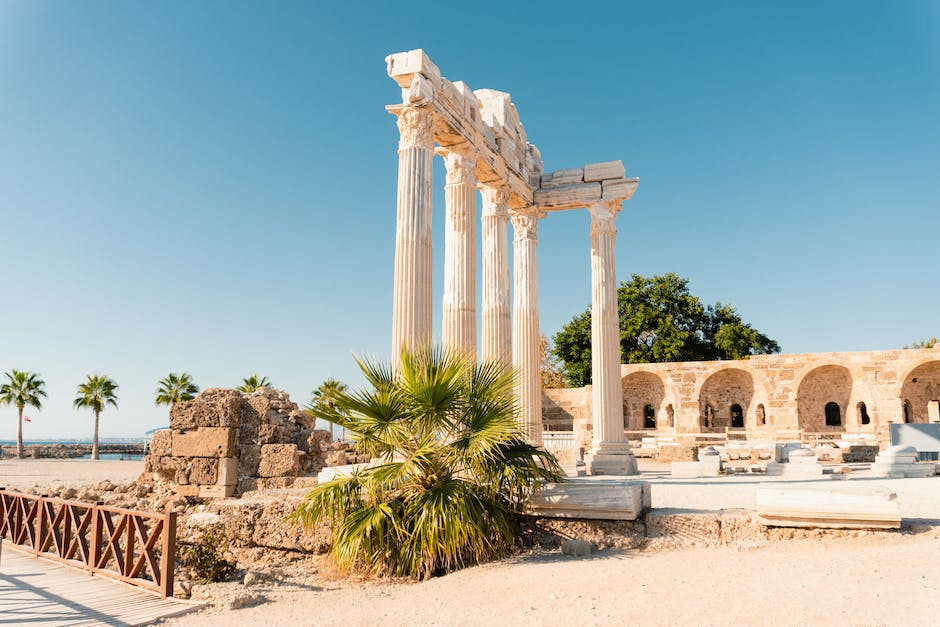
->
589;201;621;238
480;184;510;218
510;210;541;242
396;106;434;151
440;143;476;186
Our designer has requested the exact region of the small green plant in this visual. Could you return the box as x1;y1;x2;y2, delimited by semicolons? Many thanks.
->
181;523;237;584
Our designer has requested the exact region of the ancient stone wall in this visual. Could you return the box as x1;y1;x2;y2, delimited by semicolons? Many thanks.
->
542;346;940;436
144;388;350;497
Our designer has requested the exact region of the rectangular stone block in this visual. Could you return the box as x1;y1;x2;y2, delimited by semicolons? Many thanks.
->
528;478;650;521
172;427;237;458
258;443;300;478
601;178;638;200
189;457;218;485
583;160;625;182
217;457;238;486
533;182;602;208
149;429;172;457
756;484;901;529
540;168;583;189
385;48;441;87
239;445;261;476
198;484;235;499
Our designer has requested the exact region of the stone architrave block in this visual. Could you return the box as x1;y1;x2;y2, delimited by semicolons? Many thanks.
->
527;478;650;521
539;168;584;189
172;427;237;458
385;49;441;88
756;484;901;529
189;457;219;485
258;444;301;478
217;457;239;487
601;178;638;200
583;161;625;182
149;430;172;457
533;182;602;208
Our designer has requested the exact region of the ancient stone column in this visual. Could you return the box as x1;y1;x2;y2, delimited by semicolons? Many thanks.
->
391;106;435;368
480;184;512;367
585;201;638;475
440;144;477;358
511;210;543;445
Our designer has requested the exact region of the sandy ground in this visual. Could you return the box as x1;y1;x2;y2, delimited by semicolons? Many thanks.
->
0;458;144;490
4;459;940;625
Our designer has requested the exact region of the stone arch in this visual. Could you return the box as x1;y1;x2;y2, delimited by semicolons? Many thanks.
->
622;371;665;430
698;368;754;430
797;365;852;432
899;360;940;424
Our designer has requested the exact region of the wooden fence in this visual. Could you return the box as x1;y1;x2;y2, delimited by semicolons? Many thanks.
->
0;488;176;598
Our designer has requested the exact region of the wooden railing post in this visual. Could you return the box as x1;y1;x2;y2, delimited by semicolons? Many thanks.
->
161;510;177;599
90;500;103;574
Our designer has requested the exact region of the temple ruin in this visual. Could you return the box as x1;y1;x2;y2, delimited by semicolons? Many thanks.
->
385;49;639;474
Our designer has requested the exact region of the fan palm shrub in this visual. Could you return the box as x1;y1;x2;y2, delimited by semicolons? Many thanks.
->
155;372;200;406
291;346;562;580
0;370;47;459
73;374;119;460
237;374;271;393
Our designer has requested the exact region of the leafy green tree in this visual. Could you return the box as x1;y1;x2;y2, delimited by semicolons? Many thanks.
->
155;372;200;407
73;374;119;461
237;374;271;393
553;273;780;386
309;377;349;439
905;337;937;349
540;336;566;389
291;346;562;580
0;370;47;459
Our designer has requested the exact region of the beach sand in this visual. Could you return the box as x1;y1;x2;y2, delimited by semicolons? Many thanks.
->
0;458;144;491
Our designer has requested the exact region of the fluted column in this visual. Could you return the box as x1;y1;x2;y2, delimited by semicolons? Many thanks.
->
391;106;435;368
585;201;638;475
480;185;511;367
440;144;477;358
511;210;543;445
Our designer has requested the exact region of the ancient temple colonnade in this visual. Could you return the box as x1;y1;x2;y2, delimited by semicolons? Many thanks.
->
386;49;639;474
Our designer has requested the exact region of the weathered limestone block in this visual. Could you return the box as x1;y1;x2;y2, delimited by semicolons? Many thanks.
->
170;388;243;430
601;178;637;200
258;444;300;478
217;457;238;487
257;423;293;445
583;161;625;182
189;457;219;485
756;484;901;529
671;461;721;478
172;427;237;458
765;447;823;478
533;182;601;207
238;445;261;477
317;463;369;484
540;168;583;188
528;478;651;521
149;430;172;457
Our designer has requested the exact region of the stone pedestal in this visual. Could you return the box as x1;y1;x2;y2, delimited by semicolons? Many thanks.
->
765;447;823;478
872;445;937;478
440;144;477;357
480;185;511;367
511;210;543;445
391;106;435;367
584;202;637;475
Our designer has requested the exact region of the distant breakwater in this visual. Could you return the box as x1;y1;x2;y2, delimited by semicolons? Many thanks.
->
0;442;146;459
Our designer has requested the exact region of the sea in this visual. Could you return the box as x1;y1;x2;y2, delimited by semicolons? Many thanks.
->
0;437;147;461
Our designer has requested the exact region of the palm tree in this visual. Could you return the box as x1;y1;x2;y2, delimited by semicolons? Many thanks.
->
73;374;119;461
237;374;271;393
0;370;47;459
155;372;200;406
308;377;348;439
291;346;562;580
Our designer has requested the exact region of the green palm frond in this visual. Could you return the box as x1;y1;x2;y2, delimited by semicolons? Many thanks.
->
0;370;47;410
73;374;119;412
155;372;199;406
237;374;271;393
292;345;563;580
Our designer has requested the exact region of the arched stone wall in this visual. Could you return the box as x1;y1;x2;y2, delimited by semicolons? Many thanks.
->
797;365;852;431
698;368;754;430
899;360;940;423
622;372;665;430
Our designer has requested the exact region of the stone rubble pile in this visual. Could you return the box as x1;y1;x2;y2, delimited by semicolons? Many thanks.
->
144;388;363;498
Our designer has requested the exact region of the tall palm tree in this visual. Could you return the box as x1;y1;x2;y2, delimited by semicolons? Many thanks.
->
308;377;348;439
73;374;119;461
237;374;271;393
155;372;199;407
0;370;47;459
292;346;562;579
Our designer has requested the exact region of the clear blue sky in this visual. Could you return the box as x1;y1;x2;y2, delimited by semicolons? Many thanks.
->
1;1;938;439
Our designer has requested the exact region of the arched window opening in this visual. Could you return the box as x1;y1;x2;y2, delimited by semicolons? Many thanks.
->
730;404;744;428
704;404;714;429
756;404;766;426
644;404;656;429
825;402;841;426
903;400;912;423
858;402;870;425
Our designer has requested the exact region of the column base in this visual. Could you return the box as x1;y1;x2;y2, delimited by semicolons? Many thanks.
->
585;442;638;476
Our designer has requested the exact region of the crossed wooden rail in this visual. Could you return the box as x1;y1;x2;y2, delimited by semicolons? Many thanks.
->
0;488;177;598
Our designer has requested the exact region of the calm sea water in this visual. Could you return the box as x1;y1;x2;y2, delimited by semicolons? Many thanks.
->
1;439;146;461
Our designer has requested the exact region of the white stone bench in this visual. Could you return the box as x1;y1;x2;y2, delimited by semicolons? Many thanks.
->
316;462;370;483
756;484;901;529
528;478;651;521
